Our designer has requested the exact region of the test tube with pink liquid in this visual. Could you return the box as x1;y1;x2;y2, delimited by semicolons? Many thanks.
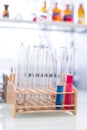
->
64;48;75;109
64;74;73;109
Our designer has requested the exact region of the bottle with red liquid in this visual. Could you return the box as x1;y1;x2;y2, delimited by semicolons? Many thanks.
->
63;4;73;22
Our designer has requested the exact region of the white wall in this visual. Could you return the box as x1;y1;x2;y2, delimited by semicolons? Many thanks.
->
0;0;87;89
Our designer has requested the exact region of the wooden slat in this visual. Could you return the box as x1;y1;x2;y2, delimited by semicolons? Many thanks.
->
14;87;76;94
16;109;75;115
6;83;78;117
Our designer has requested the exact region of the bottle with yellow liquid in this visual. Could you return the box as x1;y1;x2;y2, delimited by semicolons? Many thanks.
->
41;1;47;19
52;2;62;21
41;1;47;13
78;4;85;24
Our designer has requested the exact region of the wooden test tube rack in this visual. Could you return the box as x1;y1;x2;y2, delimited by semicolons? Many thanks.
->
6;82;77;118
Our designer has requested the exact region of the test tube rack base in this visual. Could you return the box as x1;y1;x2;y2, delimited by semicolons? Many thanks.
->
6;83;77;118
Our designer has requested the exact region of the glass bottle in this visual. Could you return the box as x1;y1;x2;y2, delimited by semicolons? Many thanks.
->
52;2;62;21
63;4;73;22
40;1;48;20
78;4;85;24
41;1;47;13
3;4;9;17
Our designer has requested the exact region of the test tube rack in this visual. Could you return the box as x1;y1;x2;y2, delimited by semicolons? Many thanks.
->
6;82;77;118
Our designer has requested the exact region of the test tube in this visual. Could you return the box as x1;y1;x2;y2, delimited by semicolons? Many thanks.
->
64;48;75;109
17;44;27;105
55;47;67;109
56;47;67;85
56;85;64;110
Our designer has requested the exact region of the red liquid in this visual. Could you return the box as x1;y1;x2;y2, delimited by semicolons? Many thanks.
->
65;75;73;84
64;83;73;110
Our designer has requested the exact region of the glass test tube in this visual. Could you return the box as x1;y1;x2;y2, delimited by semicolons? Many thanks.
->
56;85;64;110
64;48;75;109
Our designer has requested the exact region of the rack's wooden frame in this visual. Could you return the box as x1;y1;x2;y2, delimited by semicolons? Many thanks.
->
6;83;77;118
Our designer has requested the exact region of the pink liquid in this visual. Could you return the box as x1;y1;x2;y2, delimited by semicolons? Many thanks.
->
65;75;73;84
64;83;73;110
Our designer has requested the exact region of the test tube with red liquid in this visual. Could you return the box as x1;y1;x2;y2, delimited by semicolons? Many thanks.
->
64;74;73;109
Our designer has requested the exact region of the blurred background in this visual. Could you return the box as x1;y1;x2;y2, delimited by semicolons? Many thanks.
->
0;0;87;90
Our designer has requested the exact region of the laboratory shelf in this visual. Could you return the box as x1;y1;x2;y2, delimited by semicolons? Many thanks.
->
0;18;87;32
